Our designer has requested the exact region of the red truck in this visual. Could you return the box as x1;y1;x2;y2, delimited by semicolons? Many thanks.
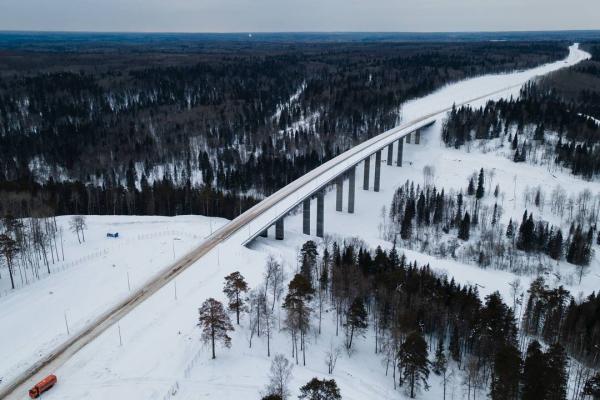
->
29;375;57;398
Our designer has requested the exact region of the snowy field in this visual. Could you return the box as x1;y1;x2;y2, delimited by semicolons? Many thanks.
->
1;44;595;399
0;215;228;388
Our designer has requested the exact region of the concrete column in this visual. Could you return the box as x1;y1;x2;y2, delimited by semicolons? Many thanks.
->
260;229;268;238
348;166;355;214
363;156;370;190
374;150;382;192
275;218;284;240
336;178;343;212
303;199;310;235
316;191;324;238
415;129;421;144
397;137;403;167
387;143;393;166
406;132;411;143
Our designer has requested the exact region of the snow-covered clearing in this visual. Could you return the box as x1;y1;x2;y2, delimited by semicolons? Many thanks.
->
1;44;594;400
0;215;228;388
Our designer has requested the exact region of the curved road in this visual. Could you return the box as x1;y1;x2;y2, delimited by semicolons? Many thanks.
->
1;44;589;399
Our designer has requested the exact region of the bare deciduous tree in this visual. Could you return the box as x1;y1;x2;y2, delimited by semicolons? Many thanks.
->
264;354;293;400
69;215;87;244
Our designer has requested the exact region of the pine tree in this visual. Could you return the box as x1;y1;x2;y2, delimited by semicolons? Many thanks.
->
300;241;319;286
223;271;249;325
283;274;314;366
398;331;430;398
298;378;342;400
197;298;234;359
345;297;368;349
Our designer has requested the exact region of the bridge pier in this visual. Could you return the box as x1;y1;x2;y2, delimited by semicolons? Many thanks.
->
336;178;343;212
275;218;284;240
363;156;370;190
260;229;268;238
406;132;411;143
397;137;403;167
415;129;421;144
317;191;324;238
303;198;311;235
374;150;381;192
387;143;393;166
348;165;355;213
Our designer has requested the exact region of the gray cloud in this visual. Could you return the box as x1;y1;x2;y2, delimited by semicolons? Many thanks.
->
0;0;598;32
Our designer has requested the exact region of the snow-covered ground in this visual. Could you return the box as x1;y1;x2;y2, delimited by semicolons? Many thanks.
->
1;44;595;400
0;215;228;388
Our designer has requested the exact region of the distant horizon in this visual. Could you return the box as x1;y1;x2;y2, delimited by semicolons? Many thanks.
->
1;0;598;34
2;29;600;35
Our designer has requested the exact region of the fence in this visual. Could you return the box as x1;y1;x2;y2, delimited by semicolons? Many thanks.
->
0;229;201;299
159;381;180;400
156;345;204;399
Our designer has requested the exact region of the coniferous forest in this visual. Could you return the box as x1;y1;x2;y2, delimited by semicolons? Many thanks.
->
441;44;600;179
0;40;568;219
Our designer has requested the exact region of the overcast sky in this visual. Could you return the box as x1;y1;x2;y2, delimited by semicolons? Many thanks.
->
0;0;598;33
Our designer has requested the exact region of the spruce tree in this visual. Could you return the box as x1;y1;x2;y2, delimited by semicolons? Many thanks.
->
522;340;547;400
458;212;471;241
583;372;600;399
547;230;563;260
467;177;475;196
398;331;430;398
449;326;461;365
490;343;521;400
546;343;568;400
432;337;447;376
345;297;368;350
401;198;415;240
476;168;485;199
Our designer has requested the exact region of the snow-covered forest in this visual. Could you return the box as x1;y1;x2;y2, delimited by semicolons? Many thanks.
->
1;37;600;400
